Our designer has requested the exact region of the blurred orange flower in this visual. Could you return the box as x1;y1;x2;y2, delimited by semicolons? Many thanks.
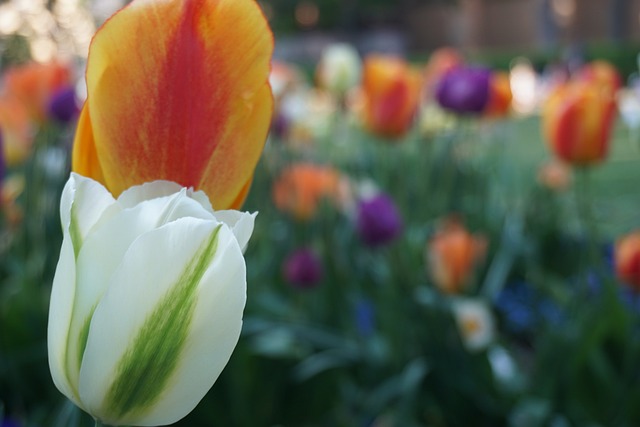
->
2;61;73;123
272;163;343;220
537;159;572;191
427;218;487;294
361;55;422;139
484;71;512;118
0;97;34;166
542;80;616;166
615;232;640;291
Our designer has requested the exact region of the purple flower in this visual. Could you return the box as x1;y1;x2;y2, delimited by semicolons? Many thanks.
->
283;248;323;289
435;67;491;114
270;112;289;140
356;194;402;247
47;86;80;123
1;418;21;427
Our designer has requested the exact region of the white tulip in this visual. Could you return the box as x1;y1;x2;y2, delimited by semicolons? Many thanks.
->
48;173;255;426
317;43;362;95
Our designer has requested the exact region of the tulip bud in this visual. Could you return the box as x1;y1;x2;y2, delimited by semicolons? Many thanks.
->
316;43;362;96
272;163;343;221
0;130;4;183
435;67;491;114
615;231;640;291
484;71;512;118
356;193;403;247
542;81;616;166
283;248;323;289
427;219;486;294
48;173;255;426
47;86;80;124
361;55;422;138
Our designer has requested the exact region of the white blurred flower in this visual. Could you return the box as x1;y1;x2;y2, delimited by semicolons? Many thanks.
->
451;298;495;352
618;87;640;130
316;43;362;96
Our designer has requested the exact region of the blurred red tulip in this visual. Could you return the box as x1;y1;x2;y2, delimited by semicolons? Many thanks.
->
616;232;640;290
542;81;616;166
361;55;422;138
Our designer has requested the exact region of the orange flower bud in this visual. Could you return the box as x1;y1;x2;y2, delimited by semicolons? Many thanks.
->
426;219;487;294
542;81;616;166
615;232;640;290
361;55;422;138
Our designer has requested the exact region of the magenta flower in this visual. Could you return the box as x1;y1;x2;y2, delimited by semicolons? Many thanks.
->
284;248;323;289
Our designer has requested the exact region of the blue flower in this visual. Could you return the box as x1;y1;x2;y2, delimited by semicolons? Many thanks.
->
354;298;376;337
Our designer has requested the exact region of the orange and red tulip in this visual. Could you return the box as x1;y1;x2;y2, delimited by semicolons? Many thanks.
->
542;81;616;166
72;0;274;210
484;71;512;117
615;232;640;291
427;219;487;294
361;55;422;139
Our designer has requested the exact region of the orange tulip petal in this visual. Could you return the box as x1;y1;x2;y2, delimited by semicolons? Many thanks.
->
75;0;273;209
72;105;105;184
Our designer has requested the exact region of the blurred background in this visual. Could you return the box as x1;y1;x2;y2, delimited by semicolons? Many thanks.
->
2;1;640;426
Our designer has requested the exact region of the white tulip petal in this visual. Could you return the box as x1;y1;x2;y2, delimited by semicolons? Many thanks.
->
186;188;215;214
132;225;246;426
48;174;120;402
77;218;245;426
64;190;214;389
211;210;257;252
62;173;120;254
47;236;83;408
117;180;184;208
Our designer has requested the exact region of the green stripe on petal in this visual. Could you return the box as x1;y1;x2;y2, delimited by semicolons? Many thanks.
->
69;202;83;259
102;225;221;419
